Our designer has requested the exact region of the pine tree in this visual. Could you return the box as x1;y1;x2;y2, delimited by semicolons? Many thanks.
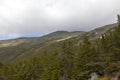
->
117;15;120;26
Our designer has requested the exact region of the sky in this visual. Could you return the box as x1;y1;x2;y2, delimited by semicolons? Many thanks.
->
0;0;120;40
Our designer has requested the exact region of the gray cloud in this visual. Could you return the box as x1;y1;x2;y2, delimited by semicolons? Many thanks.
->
0;0;120;39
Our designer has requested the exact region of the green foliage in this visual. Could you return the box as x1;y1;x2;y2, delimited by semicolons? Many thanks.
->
0;62;3;68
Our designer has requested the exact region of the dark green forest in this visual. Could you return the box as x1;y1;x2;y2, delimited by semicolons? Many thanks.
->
0;16;120;80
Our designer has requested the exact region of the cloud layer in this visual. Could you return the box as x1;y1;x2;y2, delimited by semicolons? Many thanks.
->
0;0;120;39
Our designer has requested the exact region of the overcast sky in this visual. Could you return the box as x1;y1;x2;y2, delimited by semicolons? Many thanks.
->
0;0;120;40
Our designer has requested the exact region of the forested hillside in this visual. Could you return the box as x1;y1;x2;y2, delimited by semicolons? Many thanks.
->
0;15;120;80
0;31;84;63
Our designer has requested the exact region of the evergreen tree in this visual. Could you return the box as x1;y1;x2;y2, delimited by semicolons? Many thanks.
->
117;14;120;26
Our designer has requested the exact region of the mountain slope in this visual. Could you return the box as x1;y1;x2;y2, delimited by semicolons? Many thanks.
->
0;23;117;63
0;21;120;80
0;31;84;63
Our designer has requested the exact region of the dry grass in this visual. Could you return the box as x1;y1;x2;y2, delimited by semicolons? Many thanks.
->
98;76;109;80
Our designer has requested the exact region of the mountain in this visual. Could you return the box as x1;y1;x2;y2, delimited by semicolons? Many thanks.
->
0;22;119;80
0;23;117;63
0;31;84;63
